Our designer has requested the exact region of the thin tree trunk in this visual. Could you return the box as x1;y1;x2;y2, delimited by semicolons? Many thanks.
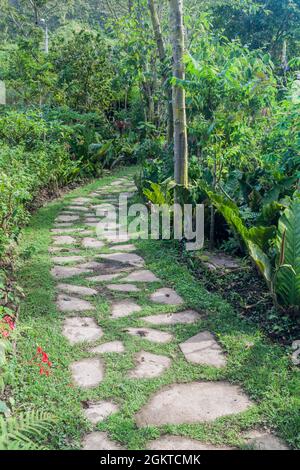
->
148;0;174;144
169;0;188;188
128;0;133;13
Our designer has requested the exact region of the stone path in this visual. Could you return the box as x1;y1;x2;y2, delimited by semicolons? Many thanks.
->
48;174;288;451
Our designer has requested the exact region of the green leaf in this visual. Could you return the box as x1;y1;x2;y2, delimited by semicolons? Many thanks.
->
275;196;300;307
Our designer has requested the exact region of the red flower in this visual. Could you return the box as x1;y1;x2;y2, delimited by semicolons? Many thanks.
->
33;347;52;377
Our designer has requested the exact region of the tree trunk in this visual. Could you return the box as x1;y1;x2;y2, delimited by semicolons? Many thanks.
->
169;0;188;188
148;0;174;144
128;0;133;13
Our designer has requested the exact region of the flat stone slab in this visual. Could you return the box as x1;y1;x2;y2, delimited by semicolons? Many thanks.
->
87;273;123;283
103;233;131;243
180;331;227;368
70;358;104;388
201;251;240;272
51;255;85;265
244;430;289;450
71;197;91;205
51;266;92;280
82;432;123;450
83;401;119;425
142;310;202;325
63;317;103;344
57;284;97;296
82;237;105;249
147;436;232;450
54;223;74;228
49;247;81;254
53;236;77;246
129;351;171;379
66;206;89;212
90;341;125;354
85;217;100;223
150;288;184;305
136;382;252;427
99;252;144;267
122;270;161;283
56;215;80;222
125;328;173;344
111;300;141;319
110;244;136;252
107;283;140;293
78;230;95;236
57;294;95;312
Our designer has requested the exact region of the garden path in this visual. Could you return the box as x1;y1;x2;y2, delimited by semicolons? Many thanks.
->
47;175;288;451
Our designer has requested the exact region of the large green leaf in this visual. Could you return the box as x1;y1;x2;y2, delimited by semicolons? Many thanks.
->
275;196;300;308
248;225;276;252
247;240;273;289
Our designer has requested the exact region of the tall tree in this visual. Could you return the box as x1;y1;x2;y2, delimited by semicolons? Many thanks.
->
169;0;188;188
148;0;173;144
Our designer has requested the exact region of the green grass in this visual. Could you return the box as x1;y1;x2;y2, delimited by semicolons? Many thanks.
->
10;166;300;450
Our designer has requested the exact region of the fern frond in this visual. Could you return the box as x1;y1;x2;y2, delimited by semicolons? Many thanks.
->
0;410;56;450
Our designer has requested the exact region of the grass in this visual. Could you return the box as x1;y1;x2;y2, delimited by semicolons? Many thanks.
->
9;166;300;450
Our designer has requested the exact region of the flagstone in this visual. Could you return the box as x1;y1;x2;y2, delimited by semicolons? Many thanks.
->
87;273;124;283
82;237;105;249
147;436;232;450
83;401;119;425
56;215;80;223
89;341;125;354
66;206;89;212
103;233;131;243
150;288;184;305
111;299;141;318
79;261;103;269
135;382;252;427
71;197;91;205
49;247;81;254
51;265;92;279
51;255;85;265
82;432;123;450
62;317;103;344
52;235;76;246
57;294;95;312
107;283;140;293
128;351;171;379
54;223;74;228
85;217;100;223
142;310;202;325
122;270;160;283
99;252;144;267
57;283;97;296
78;230;95;236
179;331;227;368
70;358;104;389
244;430;289;450
125;328;173;344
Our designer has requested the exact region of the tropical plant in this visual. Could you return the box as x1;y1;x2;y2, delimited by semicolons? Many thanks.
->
206;188;300;311
275;195;300;309
0;411;55;450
